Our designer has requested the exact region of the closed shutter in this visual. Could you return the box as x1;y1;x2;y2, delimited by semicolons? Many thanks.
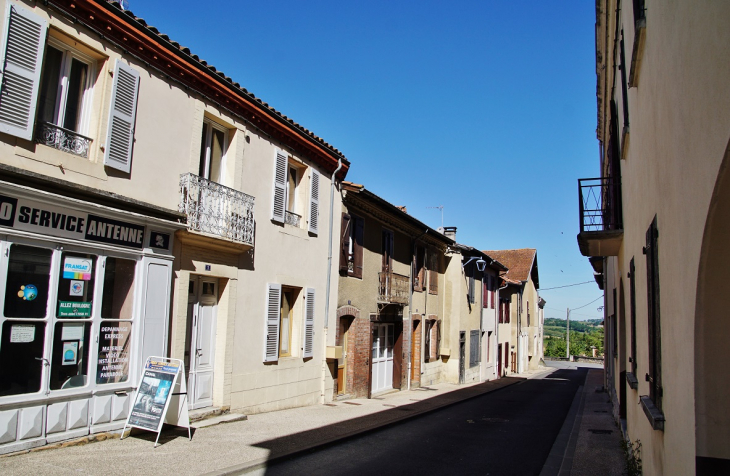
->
482;280;488;308
491;276;495;309
308;169;320;235
271;150;287;223
104;60;140;173
339;213;351;275
264;283;282;362
470;330;479;367
435;320;441;359
302;287;315;358
0;4;47;140
353;216;364;278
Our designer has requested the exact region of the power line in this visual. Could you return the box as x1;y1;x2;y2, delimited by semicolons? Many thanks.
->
572;295;604;311
539;280;595;291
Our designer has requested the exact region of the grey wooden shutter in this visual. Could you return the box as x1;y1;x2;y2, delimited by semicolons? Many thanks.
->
104;60;139;173
0;4;47;140
353;216;364;278
308;169;320;235
271;150;287;223
264;283;281;362
302;287;315;358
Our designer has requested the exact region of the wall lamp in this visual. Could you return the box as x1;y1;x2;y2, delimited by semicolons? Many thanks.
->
463;256;487;272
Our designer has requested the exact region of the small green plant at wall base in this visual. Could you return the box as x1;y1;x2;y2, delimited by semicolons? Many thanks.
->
621;438;642;476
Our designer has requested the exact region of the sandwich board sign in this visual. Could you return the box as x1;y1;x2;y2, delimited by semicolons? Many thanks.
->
122;357;191;447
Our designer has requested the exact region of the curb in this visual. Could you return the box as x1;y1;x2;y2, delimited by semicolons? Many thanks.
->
202;378;523;476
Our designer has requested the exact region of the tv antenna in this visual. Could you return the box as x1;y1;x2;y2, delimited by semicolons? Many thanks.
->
427;205;444;229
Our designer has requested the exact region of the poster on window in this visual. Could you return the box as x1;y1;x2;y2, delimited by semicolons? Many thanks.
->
63;257;93;280
126;359;180;432
96;323;131;384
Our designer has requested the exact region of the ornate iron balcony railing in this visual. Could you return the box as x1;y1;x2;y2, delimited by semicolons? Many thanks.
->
35;122;92;158
578;177;622;233
285;210;301;227
179;173;255;246
378;271;409;305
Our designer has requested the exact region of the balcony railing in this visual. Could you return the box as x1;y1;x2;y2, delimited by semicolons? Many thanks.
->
285;210;301;227
179;173;255;246
378;271;409;305
578;177;622;233
35;122;92;158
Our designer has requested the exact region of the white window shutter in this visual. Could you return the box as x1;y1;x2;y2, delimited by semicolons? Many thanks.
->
0;4;47;140
104;59;140;173
271;150;287;223
308;169;320;235
302;287;315;358
264;283;282;362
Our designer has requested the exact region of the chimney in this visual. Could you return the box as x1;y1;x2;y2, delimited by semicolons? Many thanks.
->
442;226;457;241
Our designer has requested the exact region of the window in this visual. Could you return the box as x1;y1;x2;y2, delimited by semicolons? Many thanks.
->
414;246;425;291
467;264;475;304
527;301;530;327
198;119;227;184
0;243;138;398
424;318;440;363
279;289;298;357
629;257;637;376
428;251;438;295
469;330;479;367
339;213;363;278
37;39;94;136
271;150;319;234
487;331;492;362
645;217;662;410
619;30;630;132
263;284;314;362
482;279;488;308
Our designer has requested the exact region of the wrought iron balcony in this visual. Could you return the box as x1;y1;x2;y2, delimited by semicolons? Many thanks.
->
378;271;409;305
179;173;255;246
577;177;623;257
35;122;92;158
285;210;301;227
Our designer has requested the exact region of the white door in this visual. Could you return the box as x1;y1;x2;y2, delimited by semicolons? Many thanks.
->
371;323;394;394
186;277;218;409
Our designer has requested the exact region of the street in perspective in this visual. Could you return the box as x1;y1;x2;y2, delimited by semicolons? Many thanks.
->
0;1;728;475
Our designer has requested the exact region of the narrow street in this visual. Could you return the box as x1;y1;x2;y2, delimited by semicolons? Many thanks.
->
260;364;589;476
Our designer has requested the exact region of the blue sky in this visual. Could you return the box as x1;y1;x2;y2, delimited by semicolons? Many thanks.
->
130;0;603;320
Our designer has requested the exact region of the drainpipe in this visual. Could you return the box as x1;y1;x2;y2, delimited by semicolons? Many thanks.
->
322;158;342;403
408;229;428;391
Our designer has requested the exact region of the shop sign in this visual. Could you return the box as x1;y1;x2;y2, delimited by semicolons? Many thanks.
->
0;193;146;249
59;301;92;317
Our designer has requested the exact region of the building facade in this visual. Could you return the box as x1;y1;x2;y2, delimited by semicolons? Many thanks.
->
0;0;349;452
580;1;730;473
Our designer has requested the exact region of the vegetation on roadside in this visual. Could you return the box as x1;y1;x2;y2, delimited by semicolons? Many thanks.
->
543;318;604;357
621;438;642;476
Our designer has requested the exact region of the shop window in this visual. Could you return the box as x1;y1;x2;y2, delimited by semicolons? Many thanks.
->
0;244;139;399
97;257;136;385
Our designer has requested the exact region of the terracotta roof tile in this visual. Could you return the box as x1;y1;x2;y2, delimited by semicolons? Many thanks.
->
483;249;537;285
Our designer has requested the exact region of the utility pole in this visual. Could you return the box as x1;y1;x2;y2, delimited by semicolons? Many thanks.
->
566;308;570;360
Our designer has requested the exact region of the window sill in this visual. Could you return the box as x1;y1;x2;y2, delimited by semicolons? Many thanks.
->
640;395;665;431
626;371;639;390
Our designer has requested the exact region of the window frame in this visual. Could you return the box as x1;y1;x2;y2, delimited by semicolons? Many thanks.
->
37;36;96;136
0;238;141;405
198;118;229;184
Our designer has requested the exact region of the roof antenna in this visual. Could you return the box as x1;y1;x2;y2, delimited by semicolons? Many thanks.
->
427;205;444;229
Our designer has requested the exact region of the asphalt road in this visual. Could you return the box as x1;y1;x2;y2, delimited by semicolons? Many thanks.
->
260;365;589;476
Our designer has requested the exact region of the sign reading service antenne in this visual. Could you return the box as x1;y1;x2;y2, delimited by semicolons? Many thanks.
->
0;193;145;248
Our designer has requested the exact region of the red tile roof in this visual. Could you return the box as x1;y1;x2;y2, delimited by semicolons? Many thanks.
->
483;249;538;287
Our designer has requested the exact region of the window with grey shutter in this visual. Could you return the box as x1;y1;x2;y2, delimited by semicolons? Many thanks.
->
469;330;479;367
0;4;47;140
308;169;320;235
103;60;139;173
302;287;315;358
271;150;287;223
264;283;282;362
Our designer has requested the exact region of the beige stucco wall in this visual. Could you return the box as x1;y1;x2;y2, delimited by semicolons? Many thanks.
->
596;1;730;473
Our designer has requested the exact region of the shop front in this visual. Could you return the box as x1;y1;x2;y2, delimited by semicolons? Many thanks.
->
0;182;180;454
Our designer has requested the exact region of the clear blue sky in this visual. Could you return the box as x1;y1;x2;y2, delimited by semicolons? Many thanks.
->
130;0;603;321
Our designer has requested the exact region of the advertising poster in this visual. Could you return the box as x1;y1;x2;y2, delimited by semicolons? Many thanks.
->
96;323;132;384
58;301;92;317
62;341;78;365
127;359;180;432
